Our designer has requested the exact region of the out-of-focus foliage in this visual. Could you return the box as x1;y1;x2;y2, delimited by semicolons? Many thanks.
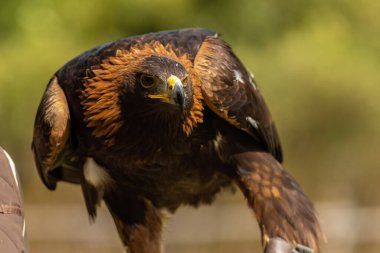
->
0;0;379;206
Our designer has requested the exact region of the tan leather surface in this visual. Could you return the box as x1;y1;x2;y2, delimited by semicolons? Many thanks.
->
0;147;25;253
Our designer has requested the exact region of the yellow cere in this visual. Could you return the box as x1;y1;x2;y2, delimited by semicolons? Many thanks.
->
167;75;181;91
147;75;182;102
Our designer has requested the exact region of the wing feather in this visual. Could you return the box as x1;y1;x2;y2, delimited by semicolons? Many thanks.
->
32;76;71;189
234;152;322;251
194;36;283;161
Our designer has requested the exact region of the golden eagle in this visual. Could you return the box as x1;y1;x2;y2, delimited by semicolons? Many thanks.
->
32;28;322;253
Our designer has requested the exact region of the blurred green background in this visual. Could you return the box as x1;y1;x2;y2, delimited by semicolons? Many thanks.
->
1;0;380;252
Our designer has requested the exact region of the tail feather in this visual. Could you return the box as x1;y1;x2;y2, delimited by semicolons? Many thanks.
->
81;179;99;221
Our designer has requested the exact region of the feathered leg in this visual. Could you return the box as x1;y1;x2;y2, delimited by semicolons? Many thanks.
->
232;151;322;253
103;190;163;253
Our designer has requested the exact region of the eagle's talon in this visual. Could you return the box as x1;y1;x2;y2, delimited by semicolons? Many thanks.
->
294;244;314;253
264;237;314;253
264;237;294;253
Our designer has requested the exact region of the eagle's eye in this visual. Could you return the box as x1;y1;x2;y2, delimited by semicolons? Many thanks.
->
140;74;157;88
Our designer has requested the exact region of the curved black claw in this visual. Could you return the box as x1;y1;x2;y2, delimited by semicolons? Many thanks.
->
294;243;314;253
264;237;314;253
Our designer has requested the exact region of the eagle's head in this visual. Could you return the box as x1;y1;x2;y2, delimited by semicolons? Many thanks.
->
134;55;189;113
81;42;204;145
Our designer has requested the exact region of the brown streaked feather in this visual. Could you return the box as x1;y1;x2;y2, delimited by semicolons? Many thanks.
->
44;78;71;168
233;151;322;252
194;36;283;162
81;76;124;143
32;76;71;189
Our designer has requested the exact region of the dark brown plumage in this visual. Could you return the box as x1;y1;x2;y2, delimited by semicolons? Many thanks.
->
32;28;322;253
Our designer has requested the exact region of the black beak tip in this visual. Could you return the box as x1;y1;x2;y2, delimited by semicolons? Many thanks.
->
173;85;185;110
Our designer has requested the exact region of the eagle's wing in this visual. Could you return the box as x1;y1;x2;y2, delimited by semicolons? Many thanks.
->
194;36;282;162
234;152;322;252
32;76;73;190
193;35;322;251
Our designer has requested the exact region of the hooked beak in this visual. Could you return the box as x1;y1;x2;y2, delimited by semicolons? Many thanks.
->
148;75;185;109
167;75;184;109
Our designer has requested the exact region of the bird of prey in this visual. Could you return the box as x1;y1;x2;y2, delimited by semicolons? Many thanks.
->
32;28;322;253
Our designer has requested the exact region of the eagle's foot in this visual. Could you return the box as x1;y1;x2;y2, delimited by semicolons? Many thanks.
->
264;237;314;253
